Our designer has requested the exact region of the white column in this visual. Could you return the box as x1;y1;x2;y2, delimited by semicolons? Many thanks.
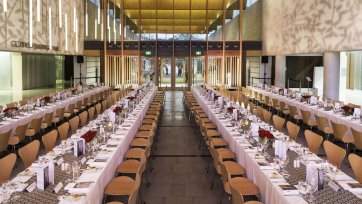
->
275;55;286;88
323;52;340;100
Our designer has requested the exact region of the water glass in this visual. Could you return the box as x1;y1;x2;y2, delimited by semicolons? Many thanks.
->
0;184;11;203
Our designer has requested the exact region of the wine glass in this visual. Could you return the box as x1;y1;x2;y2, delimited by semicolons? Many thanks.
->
307;178;318;203
298;180;307;198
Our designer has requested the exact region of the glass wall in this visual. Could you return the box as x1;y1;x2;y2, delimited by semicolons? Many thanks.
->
159;57;172;88
192;57;205;84
141;57;156;83
175;57;189;87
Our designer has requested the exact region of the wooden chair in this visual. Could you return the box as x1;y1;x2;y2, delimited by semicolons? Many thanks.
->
64;103;75;119
95;103;102;117
6;102;18;108
262;109;272;124
300;109;317;128
8;122;29;148
272;115;285;132
230;177;263;204
42;129;58;153
288;105;302;122
19;99;28;107
101;100;108;113
79;111;88;127
278;101;289;116
305;130;323;155
348;154;362;183
81;97;89;109
41;111;54;131
0;153;17;184
69;116;80;134
26;116;43;140
323;140;346;168
58;122;70;140
286;121;300;141
0;129;12;153
351;128;362;152
256;106;264;120
52;107;65;124
314;115;333;139
19;140;40;168
88;107;95;121
330;121;354;151
74;100;83;114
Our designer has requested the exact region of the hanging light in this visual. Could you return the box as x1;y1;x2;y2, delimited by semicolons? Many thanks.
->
85;0;88;36
97;0;101;24
58;0;62;28
107;0;109;29
29;0;33;47
73;0;76;32
36;0;40;22
95;19;97;39
3;0;7;13
65;14;68;51
49;5;52;50
75;18;78;52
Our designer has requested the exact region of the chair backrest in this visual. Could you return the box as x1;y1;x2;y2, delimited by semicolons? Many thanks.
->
6;102;17;108
58;122;70;140
249;102;255;113
272;115;285;132
305;130;323;154
30;116;43;134
88;107;95;121
230;177;246;204
0;129;12;152
19;99;28;106
69;116;80;134
219;162;232;189
330;121;347;141
102;100;108;112
279;101;286;111
43;111;54;127
287;121;300;141
315;115;330;133
95;103;102;116
67;103;75;115
300;109;311;124
79;111;88;127
288;105;298;117
42;129;58;152
15;122;29;143
351;128;362;150
243;98;249;109
349;154;362;183
82;97;88;106
56;107;65;121
272;98;279;109
0;153;16;184
262;109;272;124
19;140;40;168
323;140;346;168
256;106;264;120
75;100;82;109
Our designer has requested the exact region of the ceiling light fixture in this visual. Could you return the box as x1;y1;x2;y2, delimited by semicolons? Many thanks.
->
95;19;97;39
36;0;40;21
29;0;33;47
58;0;62;28
3;0;7;13
48;6;52;50
73;0;76;32
85;0;88;36
97;0;100;24
65;14;68;51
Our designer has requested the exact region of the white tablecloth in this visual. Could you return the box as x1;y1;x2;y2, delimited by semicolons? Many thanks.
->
247;86;362;134
191;87;306;204
81;87;158;204
0;87;109;134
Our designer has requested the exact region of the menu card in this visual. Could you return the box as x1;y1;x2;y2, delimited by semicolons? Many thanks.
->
74;138;86;157
37;163;55;190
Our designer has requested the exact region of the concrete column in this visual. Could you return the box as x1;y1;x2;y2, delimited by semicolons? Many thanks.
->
275;55;286;88
323;52;340;100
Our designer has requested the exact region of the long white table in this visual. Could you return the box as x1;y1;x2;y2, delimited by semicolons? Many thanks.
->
0;87;109;134
247;86;362;134
192;86;306;204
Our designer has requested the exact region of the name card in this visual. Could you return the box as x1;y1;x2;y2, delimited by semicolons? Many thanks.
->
81;157;87;165
26;182;37;192
56;157;64;166
53;182;63;193
328;181;340;192
37;163;54;190
74;138;86;157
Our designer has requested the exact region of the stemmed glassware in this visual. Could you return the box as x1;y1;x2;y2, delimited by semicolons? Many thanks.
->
306;178;318;203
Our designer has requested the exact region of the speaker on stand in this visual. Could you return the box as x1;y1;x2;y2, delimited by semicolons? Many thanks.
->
261;56;269;84
76;56;84;86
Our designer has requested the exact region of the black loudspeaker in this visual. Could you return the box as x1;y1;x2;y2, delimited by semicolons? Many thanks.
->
77;56;84;63
261;56;269;64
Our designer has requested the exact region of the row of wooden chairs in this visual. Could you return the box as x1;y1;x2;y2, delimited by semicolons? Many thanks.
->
103;90;165;204
185;92;263;204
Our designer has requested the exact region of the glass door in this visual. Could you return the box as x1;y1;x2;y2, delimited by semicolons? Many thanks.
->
192;57;205;85
158;57;172;90
175;57;189;89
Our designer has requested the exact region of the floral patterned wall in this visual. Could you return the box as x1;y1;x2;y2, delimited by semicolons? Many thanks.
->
262;0;362;55
0;0;84;55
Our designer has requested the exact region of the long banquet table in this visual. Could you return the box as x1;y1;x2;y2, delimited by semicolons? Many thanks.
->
4;86;158;204
247;86;362;134
191;86;362;204
0;86;109;134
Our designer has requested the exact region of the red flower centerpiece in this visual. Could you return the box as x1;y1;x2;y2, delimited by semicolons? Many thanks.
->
127;96;135;101
341;105;352;116
43;96;51;104
3;107;18;113
113;106;123;114
258;129;275;143
226;107;235;114
81;130;97;143
213;95;219;101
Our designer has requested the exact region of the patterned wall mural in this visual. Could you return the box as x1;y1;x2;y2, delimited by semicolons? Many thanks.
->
0;0;84;55
262;0;362;55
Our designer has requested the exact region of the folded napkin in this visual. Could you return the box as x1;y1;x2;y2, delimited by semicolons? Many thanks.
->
78;169;101;182
13;175;32;183
279;184;299;196
88;158;108;168
65;182;93;194
257;160;274;170
107;138;122;145
244;147;258;153
265;170;286;182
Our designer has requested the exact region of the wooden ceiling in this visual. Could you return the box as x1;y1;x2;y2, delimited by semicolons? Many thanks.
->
116;0;240;34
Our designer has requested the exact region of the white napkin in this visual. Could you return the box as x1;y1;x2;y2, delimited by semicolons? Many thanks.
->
354;108;361;117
